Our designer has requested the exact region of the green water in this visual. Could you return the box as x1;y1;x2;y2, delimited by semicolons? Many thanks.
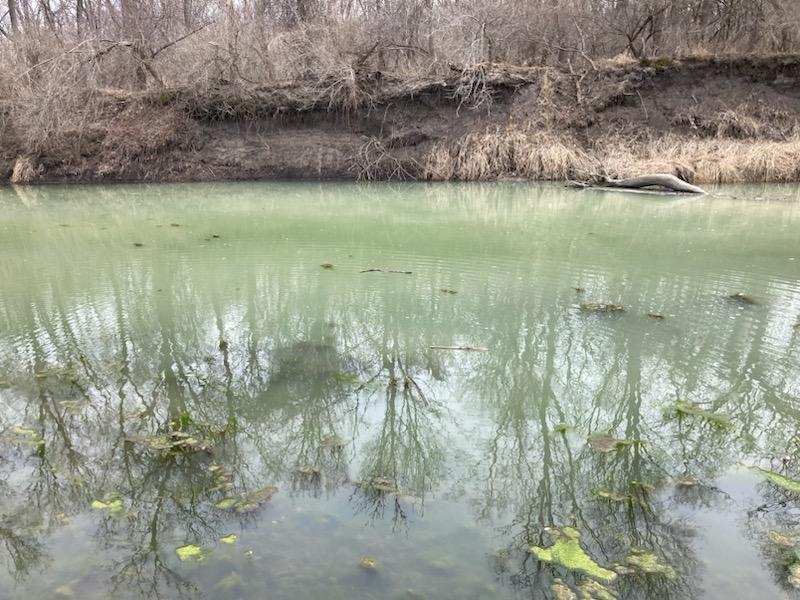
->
1;182;799;600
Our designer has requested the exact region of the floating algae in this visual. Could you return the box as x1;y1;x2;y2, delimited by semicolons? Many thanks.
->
320;263;334;269
220;534;238;544
587;434;639;453
91;499;124;515
749;466;800;494
359;556;377;570
670;401;731;427
215;485;278;513
176;544;207;562
529;527;617;583
625;549;676;578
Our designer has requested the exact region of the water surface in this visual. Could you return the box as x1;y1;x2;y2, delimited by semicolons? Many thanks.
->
1;182;799;599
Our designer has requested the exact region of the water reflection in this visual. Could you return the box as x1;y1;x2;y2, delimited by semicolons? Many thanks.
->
0;182;799;598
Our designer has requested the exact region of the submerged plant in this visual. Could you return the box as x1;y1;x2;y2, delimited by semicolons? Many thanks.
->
215;485;278;513
625;549;676;578
578;579;618;599
597;489;629;502
668;401;731;427
749;466;800;494
552;579;577;600
529;527;617;583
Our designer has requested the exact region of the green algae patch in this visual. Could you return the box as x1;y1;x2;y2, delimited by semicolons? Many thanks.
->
91;499;124;514
220;534;238;545
669;401;731;427
529;527;617;583
176;544;207;561
587;434;639;453
750;466;800;494
625;550;676;578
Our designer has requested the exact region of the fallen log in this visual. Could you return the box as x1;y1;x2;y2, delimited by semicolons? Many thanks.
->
568;173;706;195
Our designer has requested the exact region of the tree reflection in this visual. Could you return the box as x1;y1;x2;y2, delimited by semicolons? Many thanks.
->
0;184;799;598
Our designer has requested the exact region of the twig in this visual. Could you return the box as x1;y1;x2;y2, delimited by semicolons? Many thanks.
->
429;345;488;352
360;268;413;274
152;21;215;58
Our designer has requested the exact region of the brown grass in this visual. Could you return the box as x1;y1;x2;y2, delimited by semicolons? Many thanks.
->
422;130;800;184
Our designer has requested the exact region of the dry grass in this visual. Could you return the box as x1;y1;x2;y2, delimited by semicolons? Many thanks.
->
422;129;800;183
10;156;41;184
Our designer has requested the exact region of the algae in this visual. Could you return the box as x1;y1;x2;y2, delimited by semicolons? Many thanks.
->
215;485;278;513
220;534;238;544
529;527;617;583
671;401;731;426
91;499;124;514
750;466;800;494
625;550;676;578
176;544;207;561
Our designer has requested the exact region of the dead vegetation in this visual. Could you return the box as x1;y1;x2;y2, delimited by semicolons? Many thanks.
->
2;0;800;183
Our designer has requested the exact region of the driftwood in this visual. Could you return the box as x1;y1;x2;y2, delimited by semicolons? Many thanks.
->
569;173;706;195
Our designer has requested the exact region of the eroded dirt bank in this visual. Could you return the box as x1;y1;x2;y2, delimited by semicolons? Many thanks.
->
3;54;800;184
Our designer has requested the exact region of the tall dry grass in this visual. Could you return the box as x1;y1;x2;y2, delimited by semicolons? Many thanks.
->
422;130;800;184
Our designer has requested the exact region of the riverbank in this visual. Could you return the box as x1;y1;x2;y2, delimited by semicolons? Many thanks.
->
3;54;800;185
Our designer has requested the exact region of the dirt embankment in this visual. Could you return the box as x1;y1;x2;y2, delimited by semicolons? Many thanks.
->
3;54;800;184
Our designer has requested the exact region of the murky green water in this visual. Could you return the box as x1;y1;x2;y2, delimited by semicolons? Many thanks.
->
1;182;799;600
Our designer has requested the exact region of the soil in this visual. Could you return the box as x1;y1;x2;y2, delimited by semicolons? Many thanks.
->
3;54;800;184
